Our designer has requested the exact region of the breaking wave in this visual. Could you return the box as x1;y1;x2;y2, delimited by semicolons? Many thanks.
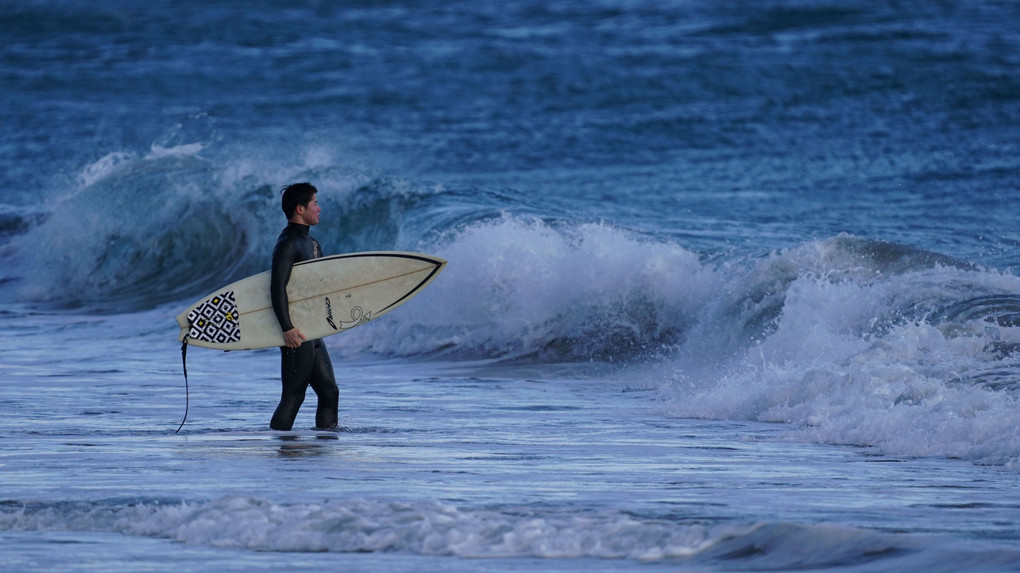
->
3;496;1017;569
3;140;1019;466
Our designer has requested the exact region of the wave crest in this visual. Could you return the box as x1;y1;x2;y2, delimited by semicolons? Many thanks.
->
334;215;716;362
0;145;447;310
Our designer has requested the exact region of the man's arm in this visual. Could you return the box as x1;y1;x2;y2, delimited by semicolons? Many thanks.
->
270;241;306;348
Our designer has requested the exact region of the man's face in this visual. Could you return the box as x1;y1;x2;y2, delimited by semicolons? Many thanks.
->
296;195;321;225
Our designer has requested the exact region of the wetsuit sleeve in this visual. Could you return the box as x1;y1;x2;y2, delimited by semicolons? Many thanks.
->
270;240;299;332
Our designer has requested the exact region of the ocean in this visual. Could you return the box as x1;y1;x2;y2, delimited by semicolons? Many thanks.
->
2;0;1020;570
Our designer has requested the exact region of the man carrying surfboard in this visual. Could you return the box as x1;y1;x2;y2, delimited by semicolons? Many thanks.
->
269;182;340;431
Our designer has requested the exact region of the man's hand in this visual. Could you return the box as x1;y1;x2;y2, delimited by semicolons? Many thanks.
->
283;327;307;349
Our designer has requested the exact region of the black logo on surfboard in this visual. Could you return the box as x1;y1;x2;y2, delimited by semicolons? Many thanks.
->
325;296;338;330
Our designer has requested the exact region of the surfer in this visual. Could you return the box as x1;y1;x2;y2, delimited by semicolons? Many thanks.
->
269;182;340;431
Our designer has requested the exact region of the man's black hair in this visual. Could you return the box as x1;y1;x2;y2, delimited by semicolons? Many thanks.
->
280;182;319;219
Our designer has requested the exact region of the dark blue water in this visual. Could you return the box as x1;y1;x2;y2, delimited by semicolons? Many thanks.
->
2;1;1020;570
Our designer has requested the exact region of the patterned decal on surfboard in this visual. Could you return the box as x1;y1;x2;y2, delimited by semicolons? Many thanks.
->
187;291;241;344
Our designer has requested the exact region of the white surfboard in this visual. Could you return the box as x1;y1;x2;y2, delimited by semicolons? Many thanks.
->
176;251;446;350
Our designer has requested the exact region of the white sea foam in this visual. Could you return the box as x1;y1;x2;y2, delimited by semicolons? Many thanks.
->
5;496;1018;569
656;238;1020;466
149;142;205;159
78;151;137;188
0;496;917;562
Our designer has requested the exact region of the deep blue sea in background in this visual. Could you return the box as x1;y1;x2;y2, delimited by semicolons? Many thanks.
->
2;1;1020;571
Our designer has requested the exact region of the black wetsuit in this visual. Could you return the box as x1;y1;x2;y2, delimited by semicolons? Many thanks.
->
269;223;339;431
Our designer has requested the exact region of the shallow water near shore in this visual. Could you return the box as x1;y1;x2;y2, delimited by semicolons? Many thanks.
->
2;309;1020;571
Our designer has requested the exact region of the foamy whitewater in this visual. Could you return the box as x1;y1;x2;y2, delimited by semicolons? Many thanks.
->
2;1;1020;571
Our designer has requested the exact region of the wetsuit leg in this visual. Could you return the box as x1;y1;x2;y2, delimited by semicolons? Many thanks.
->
270;343;314;431
308;340;339;429
270;340;339;431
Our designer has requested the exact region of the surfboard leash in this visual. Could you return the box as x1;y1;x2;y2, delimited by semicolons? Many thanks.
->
177;336;190;434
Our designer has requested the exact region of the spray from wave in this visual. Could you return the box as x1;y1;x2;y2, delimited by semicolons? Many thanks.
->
338;213;716;362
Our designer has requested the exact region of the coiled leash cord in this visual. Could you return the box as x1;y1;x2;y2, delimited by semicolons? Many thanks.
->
177;336;190;433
